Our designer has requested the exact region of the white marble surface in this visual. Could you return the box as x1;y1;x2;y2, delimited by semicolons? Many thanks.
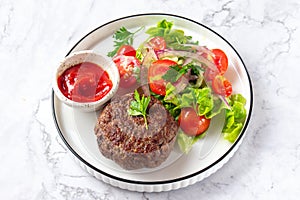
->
1;0;300;199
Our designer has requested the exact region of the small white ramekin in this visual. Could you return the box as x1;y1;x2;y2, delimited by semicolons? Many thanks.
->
53;50;120;112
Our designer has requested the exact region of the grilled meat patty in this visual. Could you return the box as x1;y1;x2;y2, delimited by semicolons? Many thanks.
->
94;93;178;170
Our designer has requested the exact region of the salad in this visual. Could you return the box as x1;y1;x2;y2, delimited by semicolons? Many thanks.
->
107;19;247;153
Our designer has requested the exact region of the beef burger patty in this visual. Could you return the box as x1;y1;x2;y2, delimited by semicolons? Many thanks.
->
94;92;178;170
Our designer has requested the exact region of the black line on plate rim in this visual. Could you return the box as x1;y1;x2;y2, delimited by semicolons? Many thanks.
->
51;13;254;186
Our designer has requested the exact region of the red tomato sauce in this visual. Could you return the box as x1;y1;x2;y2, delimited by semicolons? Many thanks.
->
57;62;113;103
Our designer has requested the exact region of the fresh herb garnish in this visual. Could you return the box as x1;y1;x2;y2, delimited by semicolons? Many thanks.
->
128;90;151;129
107;26;144;57
162;63;203;82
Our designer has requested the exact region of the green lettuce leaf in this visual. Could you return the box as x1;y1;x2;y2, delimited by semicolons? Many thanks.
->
164;83;215;117
194;87;214;116
223;123;243;142
164;29;194;50
230;93;247;105
145;19;197;50
146;19;173;37
205;96;228;119
222;94;247;143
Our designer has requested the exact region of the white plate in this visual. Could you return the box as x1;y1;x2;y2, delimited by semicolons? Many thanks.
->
52;13;253;192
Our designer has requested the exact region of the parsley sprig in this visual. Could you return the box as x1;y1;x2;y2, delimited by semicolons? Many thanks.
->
107;26;144;57
128;90;151;129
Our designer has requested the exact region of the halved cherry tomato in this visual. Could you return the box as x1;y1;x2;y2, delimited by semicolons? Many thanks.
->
178;107;211;136
212;49;228;75
148;59;177;96
113;55;140;88
148;36;166;51
117;45;136;57
212;75;232;97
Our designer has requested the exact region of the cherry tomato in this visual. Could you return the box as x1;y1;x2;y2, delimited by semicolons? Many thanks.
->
117;45;136;57
148;36;166;51
113;55;140;88
178;107;211;136
148;59;177;96
212;75;232;97
212;49;228;75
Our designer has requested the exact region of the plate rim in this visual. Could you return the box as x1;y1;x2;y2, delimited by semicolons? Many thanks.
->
51;13;253;185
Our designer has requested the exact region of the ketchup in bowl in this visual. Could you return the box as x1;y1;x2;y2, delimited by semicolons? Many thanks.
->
57;62;113;103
